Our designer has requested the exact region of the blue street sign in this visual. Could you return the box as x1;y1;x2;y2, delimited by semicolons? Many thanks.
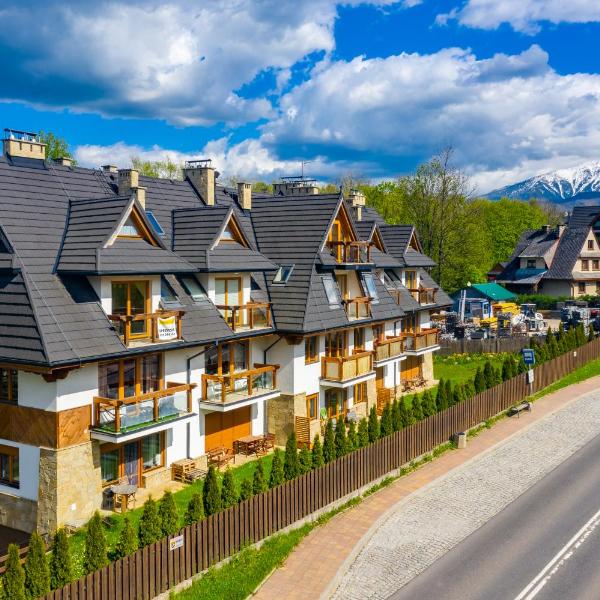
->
522;348;535;366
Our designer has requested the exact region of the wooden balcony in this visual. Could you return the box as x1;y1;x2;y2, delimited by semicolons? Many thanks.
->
215;302;272;332
108;310;184;347
93;382;195;434
408;288;438;305
343;297;372;321
401;328;440;352
374;336;405;362
327;241;372;264
202;364;279;405
321;351;373;382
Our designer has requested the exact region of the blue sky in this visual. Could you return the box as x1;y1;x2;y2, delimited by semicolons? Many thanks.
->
1;1;600;192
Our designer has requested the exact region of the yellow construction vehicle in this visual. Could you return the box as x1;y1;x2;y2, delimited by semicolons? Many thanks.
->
492;302;520;316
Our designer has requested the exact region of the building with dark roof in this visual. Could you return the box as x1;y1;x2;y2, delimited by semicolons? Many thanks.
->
0;130;449;536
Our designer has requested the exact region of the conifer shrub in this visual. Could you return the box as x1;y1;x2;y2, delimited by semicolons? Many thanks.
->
436;378;448;411
138;497;162;547
283;431;300;480
311;435;325;468
114;516;138;560
323;419;336;463
483;361;496;389
380;403;393;437
347;420;358;450
49;528;72;590
24;531;49;600
399;399;413;427
269;449;285;488
463;379;476;400
298;445;312;474
184;493;204;525
158;490;179;537
3;543;25;600
221;469;238;509
368;406;379;442
203;466;222;516
239;479;254;502
357;419;370;447
252;459;268;494
84;511;108;573
421;390;434;417
411;395;423;421
334;418;348;458
391;399;402;431
474;368;486;393
444;380;452;405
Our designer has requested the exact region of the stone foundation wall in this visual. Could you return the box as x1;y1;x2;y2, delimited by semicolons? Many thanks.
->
366;378;377;413
268;393;306;445
0;493;37;533
142;466;171;490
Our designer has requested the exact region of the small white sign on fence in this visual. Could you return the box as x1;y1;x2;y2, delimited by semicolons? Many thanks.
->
527;369;534;384
169;535;184;551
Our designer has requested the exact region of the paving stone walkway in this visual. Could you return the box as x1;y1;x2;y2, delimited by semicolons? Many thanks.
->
253;375;600;600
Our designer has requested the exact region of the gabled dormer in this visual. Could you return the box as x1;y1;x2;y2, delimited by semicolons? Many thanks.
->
323;200;372;267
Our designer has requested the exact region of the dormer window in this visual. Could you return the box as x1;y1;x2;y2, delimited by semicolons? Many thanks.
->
217;217;246;246
273;265;294;285
361;272;379;303
322;274;340;306
119;217;142;238
179;275;207;303
526;259;536;269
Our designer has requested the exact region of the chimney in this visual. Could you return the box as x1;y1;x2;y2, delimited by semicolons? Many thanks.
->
134;186;146;209
3;129;46;161
53;157;73;167
102;164;118;173
183;159;215;206
348;188;366;221
237;182;252;210
118;168;139;197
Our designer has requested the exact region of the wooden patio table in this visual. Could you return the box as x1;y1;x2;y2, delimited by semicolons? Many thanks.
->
234;434;263;455
110;483;137;513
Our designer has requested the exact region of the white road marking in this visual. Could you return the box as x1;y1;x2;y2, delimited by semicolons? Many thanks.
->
514;506;600;600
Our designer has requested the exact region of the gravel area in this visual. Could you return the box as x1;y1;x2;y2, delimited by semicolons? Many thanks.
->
332;389;600;600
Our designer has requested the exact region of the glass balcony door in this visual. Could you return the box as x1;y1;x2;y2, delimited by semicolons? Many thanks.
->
215;277;242;327
112;281;150;337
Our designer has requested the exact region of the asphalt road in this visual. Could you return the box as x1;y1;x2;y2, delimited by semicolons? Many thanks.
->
389;430;600;600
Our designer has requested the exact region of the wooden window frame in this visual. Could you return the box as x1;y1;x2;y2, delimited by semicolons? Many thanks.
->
404;270;417;289
594;260;600;271
111;280;151;339
305;336;319;364
0;368;18;405
372;324;384;343
98;353;164;400
336;273;349;300
353;382;367;404
526;259;536;269
306;393;319;420
217;216;247;246
325;388;346;420
0;444;19;489
325;331;347;358
578;282;586;293
589;239;594;250
207;341;250;376
353;327;365;352
582;259;590;271
117;209;158;245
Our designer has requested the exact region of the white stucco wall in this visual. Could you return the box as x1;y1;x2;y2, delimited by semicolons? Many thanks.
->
0;440;39;501
18;371;57;411
56;364;99;412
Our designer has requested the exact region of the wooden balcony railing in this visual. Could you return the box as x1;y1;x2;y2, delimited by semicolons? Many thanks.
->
93;381;195;434
343;297;372;320
215;302;272;332
202;364;279;404
327;241;372;264
374;336;405;362
408;288;438;305
321;351;373;381
401;328;440;351
108;310;184;347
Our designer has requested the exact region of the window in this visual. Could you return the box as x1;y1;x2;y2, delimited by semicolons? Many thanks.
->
325;331;346;358
111;281;150;337
325;389;346;420
582;259;590;271
526;259;536;269
596;282;600;294
306;393;319;420
217;218;245;245
142;433;163;471
179;275;207;302
404;270;417;290
119;216;142;238
145;211;165;236
372;324;384;343
204;341;249;376
336;273;348;300
361;272;379;302
160;277;181;309
0;445;19;489
594;260;600;271
578;282;586;293
100;448;120;485
0;369;17;405
353;327;365;352
589;239;594;250
322;275;340;306
215;277;242;306
99;354;162;400
354;382;367;404
403;314;418;333
273;265;294;285
305;336;319;364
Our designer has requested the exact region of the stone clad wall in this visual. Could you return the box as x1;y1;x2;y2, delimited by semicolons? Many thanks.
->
0;493;37;533
268;393;306;445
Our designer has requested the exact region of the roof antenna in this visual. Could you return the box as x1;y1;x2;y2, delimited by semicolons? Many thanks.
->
301;160;312;179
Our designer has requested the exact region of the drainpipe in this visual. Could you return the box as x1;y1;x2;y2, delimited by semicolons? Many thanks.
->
262;335;282;434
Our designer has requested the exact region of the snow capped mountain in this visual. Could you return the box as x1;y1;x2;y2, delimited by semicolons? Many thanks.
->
485;162;600;204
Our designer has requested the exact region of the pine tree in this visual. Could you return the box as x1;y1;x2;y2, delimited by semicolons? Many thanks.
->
380;404;393;437
334;418;347;458
501;357;511;381
391;399;402;430
577;324;587;346
411;395;424;421
284;431;300;480
24;531;49;600
399;399;413;427
436;379;448;411
203;466;222;516
347;420;358;451
158;490;179;536
517;355;527;374
221;469;238;508
483;361;496;389
323;419;336;463
589;327;596;342
138;497;162;547
84;512;108;573
3;543;25;600
474;368;486;393
357;418;370;447
184;493;204;525
445;380;452;405
49;528;72;590
421;390;433;417
557;322;565;342
239;479;254;502
298;446;312;473
114;516;138;560
311;435;325;468
253;459;268;494
546;330;560;359
368;406;379;442
464;379;476;400
269;449;284;488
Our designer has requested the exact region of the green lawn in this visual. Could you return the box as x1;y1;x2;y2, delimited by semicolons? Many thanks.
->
433;353;506;385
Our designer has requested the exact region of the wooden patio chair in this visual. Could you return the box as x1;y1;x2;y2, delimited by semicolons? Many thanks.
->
263;432;275;450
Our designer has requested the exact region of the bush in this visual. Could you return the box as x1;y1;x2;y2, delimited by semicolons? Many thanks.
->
114;516;138;560
323;419;336;463
347;420;358;450
357;418;369;447
298;446;312;474
421;390;435;418
445;380;453;406
138;498;162;547
411;395;424;421
84;511;108;573
159;490;179;536
203;466;222;516
3;543;25;600
24;531;49;600
380;403;393;437
221;469;238;509
391;400;402;431
184;493;204;525
284;432;300;481
474;368;486;393
436;379;448;411
253;459;268;494
239;479;254;502
516;293;570;310
334;419;348;458
483;361;496;389
399;399;413;427
311;435;324;468
368;406;379;442
269;449;285;488
49;528;72;590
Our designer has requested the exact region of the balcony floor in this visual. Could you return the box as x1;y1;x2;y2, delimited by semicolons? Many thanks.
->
200;387;280;412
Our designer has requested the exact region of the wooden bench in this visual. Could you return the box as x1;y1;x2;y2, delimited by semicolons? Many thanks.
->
206;447;235;468
509;401;532;418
